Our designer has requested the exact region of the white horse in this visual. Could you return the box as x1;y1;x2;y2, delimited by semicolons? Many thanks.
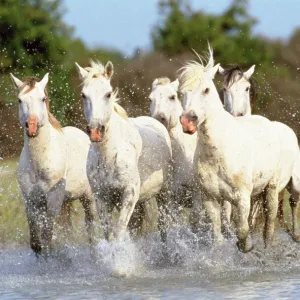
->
11;74;95;257
75;61;172;249
149;78;197;215
219;65;300;241
149;77;233;236
178;46;297;252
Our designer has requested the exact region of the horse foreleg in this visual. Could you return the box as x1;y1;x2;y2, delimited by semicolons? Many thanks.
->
221;200;232;239
189;189;203;234
42;178;66;257
203;199;222;243
128;201;146;238
114;187;140;241
95;193;114;241
235;195;253;253
263;183;279;248
289;192;300;242
80;195;96;257
27;215;42;255
277;190;287;230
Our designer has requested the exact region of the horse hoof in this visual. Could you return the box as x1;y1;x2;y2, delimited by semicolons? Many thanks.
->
236;241;254;253
292;234;300;243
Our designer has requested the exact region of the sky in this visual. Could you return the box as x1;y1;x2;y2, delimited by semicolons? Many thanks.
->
63;0;300;56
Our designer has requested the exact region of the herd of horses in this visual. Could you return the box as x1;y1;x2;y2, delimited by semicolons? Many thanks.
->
9;45;300;260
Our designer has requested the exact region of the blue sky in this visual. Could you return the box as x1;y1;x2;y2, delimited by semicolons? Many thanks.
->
63;0;300;56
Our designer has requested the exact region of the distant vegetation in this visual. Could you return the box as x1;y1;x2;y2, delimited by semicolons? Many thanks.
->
1;0;300;158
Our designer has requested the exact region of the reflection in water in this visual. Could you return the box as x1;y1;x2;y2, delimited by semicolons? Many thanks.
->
1;228;300;299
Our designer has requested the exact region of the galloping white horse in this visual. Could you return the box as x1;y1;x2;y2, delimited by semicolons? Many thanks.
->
11;74;95;257
219;65;300;241
75;61;172;248
178;46;296;252
149;78;197;216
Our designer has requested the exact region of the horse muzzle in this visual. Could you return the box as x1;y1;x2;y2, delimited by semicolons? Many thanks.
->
154;112;169;129
87;125;105;142
232;112;244;117
180;113;197;135
26;115;40;137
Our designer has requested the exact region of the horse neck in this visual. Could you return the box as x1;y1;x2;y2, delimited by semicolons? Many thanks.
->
199;95;231;150
170;121;197;165
97;111;127;155
24;121;64;160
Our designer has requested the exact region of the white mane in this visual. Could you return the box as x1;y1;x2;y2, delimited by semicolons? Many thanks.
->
156;77;171;86
179;45;214;92
83;60;106;86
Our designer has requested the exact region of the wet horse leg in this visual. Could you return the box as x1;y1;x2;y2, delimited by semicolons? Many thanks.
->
277;190;287;230
222;200;232;238
113;187;140;241
128;201;146;238
41;179;66;257
203;198;222;243
27;215;42;255
80;195;96;257
262;183;279;248
95;192;114;241
235;194;253;252
289;191;300;242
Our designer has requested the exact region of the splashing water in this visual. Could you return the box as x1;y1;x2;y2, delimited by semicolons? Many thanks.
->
1;225;300;299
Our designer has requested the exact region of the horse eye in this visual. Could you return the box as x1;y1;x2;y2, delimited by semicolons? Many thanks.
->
169;95;176;100
42;96;47;102
81;93;86;99
148;98;152;102
245;87;250;92
18;98;22;104
106;92;112;99
204;88;210;94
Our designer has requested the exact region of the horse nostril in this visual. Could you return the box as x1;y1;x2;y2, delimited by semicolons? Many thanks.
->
189;110;198;122
86;125;91;134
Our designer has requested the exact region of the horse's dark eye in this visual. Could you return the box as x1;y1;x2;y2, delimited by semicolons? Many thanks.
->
106;92;112;99
18;98;22;104
81;93;86;99
246;87;250;92
148;97;152;102
204;88;210;94
42;96;47;102
169;95;176;100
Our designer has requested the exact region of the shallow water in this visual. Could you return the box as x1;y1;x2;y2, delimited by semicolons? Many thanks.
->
1;228;300;299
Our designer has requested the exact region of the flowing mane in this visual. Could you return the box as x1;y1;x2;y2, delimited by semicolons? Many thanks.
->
155;77;171;86
82;60;107;86
179;46;215;92
20;76;62;132
221;65;258;105
111;89;128;119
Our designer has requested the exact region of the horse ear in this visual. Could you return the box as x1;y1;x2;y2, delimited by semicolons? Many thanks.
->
244;65;255;79
75;62;89;79
170;79;179;91
39;73;49;90
10;73;23;90
152;79;158;89
208;63;220;79
105;61;114;79
218;65;225;76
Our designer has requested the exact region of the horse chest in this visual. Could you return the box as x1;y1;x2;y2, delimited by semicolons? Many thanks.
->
196;158;235;199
